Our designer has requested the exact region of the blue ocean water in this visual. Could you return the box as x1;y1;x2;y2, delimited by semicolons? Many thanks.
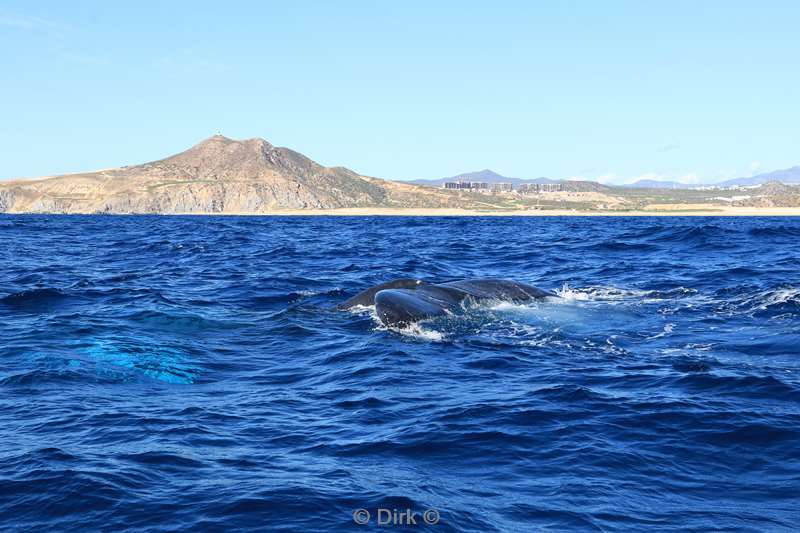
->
0;215;799;532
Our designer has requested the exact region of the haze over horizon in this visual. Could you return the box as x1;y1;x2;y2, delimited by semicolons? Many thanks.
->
2;1;799;184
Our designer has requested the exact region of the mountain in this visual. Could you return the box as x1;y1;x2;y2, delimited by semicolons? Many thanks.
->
715;166;800;188
407;164;800;191
410;169;609;194
410;169;561;187
5;140;799;214
0;135;483;214
627;166;800;189
624;179;689;189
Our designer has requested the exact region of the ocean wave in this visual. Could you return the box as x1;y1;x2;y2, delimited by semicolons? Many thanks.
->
553;283;697;303
121;309;247;332
0;287;69;308
747;225;800;238
0;368;89;387
673;373;800;400
645;223;740;245
241;289;334;308
582;240;659;252
741;286;800;313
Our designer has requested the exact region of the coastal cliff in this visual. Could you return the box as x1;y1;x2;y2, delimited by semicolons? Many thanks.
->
0;135;476;214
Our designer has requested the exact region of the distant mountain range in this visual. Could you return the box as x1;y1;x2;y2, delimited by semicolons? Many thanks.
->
626;167;800;189
625;179;690;189
714;166;800;187
414;165;800;190
410;169;574;187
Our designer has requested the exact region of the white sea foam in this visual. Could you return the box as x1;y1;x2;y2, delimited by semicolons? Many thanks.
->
361;305;446;341
554;283;697;304
744;287;800;311
347;304;375;314
371;319;445;342
489;301;538;311
645;322;675;340
393;323;445;342
554;283;595;301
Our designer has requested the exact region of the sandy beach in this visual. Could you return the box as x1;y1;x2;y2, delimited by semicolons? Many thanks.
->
224;206;800;217
7;206;799;216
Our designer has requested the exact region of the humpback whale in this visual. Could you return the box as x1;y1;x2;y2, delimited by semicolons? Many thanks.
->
339;278;556;327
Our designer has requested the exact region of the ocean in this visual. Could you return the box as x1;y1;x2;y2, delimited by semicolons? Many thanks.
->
1;215;798;531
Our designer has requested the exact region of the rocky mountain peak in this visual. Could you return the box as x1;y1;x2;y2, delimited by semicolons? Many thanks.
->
187;134;274;156
150;135;281;179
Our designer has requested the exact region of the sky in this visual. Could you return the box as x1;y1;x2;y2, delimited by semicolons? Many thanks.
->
1;1;799;184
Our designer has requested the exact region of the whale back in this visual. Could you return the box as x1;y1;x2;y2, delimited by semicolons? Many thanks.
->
441;279;556;301
374;285;469;327
337;278;426;310
340;278;557;328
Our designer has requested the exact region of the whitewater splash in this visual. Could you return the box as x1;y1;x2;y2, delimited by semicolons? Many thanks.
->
738;286;800;314
346;303;448;342
357;280;799;356
351;283;678;344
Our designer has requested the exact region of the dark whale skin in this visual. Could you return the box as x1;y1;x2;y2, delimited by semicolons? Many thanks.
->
441;279;556;301
374;285;469;327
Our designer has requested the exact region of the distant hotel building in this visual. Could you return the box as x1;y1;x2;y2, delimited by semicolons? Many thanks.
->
443;181;489;191
517;183;564;193
443;181;568;193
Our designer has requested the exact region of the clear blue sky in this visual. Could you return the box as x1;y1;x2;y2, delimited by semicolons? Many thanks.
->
1;1;798;184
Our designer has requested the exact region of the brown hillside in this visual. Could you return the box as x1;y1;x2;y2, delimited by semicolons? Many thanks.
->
0;135;487;213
